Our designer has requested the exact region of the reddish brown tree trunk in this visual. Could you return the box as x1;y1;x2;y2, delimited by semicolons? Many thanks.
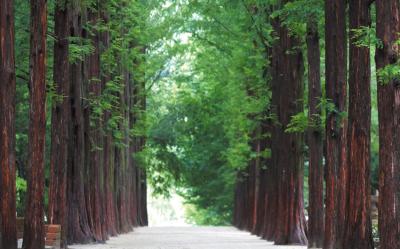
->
101;19;118;236
67;7;93;244
247;129;260;232
343;1;374;248
375;1;400;248
233;171;248;229
271;11;307;245
306;17;324;249
0;0;17;248
124;71;133;229
324;0;347;248
253;120;270;237
23;1;47;248
86;6;106;242
49;1;70;248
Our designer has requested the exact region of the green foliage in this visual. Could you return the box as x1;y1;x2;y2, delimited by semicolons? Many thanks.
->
351;26;382;48
16;176;27;215
69;37;95;63
377;62;400;85
142;0;270;224
285;111;309;133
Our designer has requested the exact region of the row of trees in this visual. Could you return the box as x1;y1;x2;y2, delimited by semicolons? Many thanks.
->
234;0;400;249
0;1;150;249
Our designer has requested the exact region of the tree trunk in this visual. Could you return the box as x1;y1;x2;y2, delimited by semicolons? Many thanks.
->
271;12;307;245
101;17;118;235
0;0;17;248
253;119;270;237
23;1;47;248
343;1;374;248
86;6;106;242
306;17;324;249
375;0;400;248
67;6;93;244
49;1;70;248
324;0;347;248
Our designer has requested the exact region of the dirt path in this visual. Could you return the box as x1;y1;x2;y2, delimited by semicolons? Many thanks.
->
70;226;307;249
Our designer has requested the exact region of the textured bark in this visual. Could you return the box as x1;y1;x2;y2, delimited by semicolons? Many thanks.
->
23;1;47;248
262;157;278;241
0;0;17;248
139;169;148;226
343;1;374;248
253;120;270;237
67;6;93;244
271;14;307;245
49;2;70;248
86;7;106;242
124;70;133;229
247;130;259;232
375;0;400;248
306;18;324;249
233;171;248;229
324;0;347;248
103;130;117;236
101;21;117;235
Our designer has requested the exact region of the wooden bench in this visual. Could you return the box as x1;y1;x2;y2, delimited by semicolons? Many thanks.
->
17;218;61;249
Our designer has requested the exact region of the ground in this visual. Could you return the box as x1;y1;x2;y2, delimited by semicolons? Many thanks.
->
70;226;307;249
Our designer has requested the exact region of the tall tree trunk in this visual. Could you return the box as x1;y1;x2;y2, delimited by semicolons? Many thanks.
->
272;11;307;245
253;119;270;237
67;6;93;244
324;0;347;248
306;17;324;249
375;0;400;248
49;1;70;248
247;128;259;232
101;13;118;235
343;1;374;248
86;6;106;241
0;0;17;248
23;0;47;248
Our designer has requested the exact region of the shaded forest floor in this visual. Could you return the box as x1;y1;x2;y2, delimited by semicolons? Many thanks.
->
70;227;306;249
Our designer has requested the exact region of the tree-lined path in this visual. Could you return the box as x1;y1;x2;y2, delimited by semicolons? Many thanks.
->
1;0;400;249
71;227;306;249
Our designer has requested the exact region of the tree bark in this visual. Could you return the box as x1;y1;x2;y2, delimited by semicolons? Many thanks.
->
324;0;347;248
253;119;270;237
306;17;324;249
86;6;106;241
23;1;47;248
67;6;93;244
49;1;70;248
343;1;374;248
0;0;17;248
375;0;400;248
271;11;307;245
